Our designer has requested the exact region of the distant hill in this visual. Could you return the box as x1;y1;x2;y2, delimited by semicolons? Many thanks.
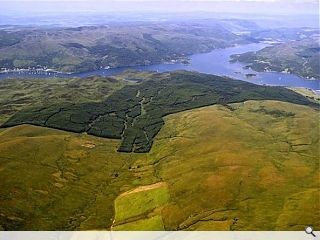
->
249;27;319;42
231;38;320;79
0;23;243;73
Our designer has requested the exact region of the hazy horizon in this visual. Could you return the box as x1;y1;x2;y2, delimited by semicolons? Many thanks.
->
1;0;319;16
0;0;319;29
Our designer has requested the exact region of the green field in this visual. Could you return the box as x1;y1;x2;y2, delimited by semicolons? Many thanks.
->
113;215;164;231
112;182;169;230
0;99;319;230
114;183;169;222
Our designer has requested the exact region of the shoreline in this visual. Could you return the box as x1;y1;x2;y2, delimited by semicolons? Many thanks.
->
0;43;319;92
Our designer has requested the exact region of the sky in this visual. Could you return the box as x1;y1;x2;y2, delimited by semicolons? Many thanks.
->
1;0;319;16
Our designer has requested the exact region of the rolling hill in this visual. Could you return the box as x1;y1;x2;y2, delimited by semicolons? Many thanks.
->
0;100;319;230
1;71;314;153
0;23;242;73
231;38;320;79
0;71;318;230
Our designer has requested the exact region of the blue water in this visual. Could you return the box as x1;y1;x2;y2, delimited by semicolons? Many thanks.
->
1;43;319;91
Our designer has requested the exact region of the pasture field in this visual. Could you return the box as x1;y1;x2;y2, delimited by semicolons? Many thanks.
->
114;183;169;223
112;182;168;230
113;215;164;231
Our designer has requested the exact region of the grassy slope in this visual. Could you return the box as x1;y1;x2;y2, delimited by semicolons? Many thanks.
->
113;215;164;231
112;183;169;230
114;185;169;223
0;125;145;230
151;100;319;230
0;100;319;230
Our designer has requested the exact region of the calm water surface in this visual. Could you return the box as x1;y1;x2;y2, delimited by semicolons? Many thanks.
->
1;43;319;91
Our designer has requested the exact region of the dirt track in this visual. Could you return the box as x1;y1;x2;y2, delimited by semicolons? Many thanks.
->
119;182;167;198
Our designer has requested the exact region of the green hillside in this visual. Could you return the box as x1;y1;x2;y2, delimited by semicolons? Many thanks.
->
2;71;314;153
0;100;319;230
